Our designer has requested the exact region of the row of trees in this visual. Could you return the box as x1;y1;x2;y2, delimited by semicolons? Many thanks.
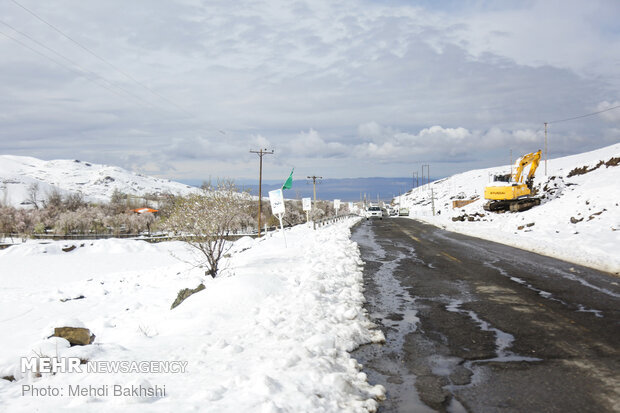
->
0;190;160;238
0;182;346;242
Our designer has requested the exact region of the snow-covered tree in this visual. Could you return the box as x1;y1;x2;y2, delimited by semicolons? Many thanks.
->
164;180;249;278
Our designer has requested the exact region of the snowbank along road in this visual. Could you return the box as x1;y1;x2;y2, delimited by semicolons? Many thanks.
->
352;218;620;413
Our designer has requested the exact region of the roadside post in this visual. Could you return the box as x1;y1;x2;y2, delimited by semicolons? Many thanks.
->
302;197;311;224
269;188;287;247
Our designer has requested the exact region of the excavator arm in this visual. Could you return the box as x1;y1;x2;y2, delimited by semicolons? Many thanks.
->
512;150;542;185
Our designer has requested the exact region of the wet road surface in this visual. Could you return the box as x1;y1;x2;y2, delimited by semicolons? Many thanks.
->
351;218;620;413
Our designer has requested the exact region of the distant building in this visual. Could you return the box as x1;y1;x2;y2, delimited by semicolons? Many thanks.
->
131;208;158;214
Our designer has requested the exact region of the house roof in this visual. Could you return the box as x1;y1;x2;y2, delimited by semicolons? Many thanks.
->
132;208;158;214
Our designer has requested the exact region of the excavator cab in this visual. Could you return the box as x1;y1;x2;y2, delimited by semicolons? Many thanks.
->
491;173;512;183
483;150;542;212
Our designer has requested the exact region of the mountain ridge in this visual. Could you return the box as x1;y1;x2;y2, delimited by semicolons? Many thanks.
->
0;155;198;208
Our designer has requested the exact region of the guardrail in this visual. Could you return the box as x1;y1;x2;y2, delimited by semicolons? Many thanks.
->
0;216;361;248
312;214;359;229
0;232;261;246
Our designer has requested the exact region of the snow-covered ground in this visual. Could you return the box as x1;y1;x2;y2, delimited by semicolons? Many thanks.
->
0;155;198;207
0;218;385;412
395;143;620;275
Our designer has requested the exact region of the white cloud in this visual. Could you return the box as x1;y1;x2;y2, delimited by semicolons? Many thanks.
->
419;126;470;141
250;134;272;149
286;129;346;157
357;121;386;139
597;101;620;123
445;1;620;83
0;0;617;180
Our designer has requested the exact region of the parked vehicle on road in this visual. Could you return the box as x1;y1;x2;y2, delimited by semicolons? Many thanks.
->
398;207;409;216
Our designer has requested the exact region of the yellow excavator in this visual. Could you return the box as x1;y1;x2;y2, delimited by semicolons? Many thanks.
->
484;150;542;212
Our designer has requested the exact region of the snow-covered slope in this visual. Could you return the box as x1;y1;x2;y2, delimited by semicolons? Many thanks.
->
394;143;620;274
0;155;198;207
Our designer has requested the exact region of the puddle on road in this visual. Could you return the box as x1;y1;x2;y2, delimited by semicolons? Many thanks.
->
446;299;541;364
352;222;435;413
443;298;541;397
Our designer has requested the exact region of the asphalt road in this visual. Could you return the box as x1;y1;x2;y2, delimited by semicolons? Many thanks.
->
351;218;620;413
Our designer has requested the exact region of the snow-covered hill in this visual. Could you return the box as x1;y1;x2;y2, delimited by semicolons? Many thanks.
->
394;143;620;274
0;155;199;207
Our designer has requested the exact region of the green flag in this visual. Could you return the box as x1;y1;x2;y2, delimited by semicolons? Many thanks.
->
282;168;294;190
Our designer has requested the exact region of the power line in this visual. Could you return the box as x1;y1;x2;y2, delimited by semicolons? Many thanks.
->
0;28;145;107
0;20;162;111
542;103;620;175
10;0;225;135
547;104;620;125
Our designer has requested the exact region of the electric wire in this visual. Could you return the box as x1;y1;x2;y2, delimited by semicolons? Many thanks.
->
0;28;138;105
547;103;620;125
10;0;226;135
0;20;163;111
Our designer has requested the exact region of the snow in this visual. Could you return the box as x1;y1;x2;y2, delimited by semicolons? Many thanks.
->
395;142;620;274
0;218;386;412
0;155;199;207
1;142;618;411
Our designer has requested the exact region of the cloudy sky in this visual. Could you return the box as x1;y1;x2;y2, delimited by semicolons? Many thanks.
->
1;0;619;182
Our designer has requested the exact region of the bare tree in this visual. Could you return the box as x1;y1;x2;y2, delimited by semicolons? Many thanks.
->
43;189;63;210
64;192;86;211
164;179;248;278
27;182;40;209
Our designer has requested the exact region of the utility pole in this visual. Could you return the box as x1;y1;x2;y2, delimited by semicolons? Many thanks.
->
250;149;274;237
422;164;430;188
420;168;424;192
544;122;548;176
307;175;322;204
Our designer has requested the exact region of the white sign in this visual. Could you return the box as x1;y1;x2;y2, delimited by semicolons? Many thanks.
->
269;189;285;215
334;199;341;210
348;202;353;211
302;197;312;211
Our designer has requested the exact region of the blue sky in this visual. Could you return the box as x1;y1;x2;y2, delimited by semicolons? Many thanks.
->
0;0;619;181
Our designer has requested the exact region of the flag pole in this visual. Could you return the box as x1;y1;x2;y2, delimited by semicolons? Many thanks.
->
278;213;287;248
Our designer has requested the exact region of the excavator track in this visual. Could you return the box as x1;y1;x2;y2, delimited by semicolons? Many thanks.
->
484;197;541;212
